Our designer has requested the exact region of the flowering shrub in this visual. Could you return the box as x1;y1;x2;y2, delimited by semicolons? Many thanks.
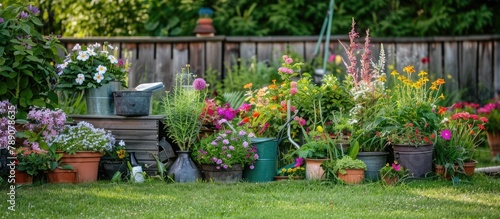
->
477;99;500;134
200;99;239;129
379;161;406;179
193;123;258;169
237;55;301;137
17;107;67;149
51;121;116;154
16;146;53;176
0;4;64;118
434;111;487;165
382;65;445;146
107;140;128;160
56;42;130;91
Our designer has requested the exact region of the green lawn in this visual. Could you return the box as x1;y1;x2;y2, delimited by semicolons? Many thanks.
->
1;174;499;219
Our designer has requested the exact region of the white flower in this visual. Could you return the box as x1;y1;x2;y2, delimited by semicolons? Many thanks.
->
72;44;81;51
108;55;118;64
76;51;89;61
119;140;125;146
96;65;107;74
108;44;114;50
75;74;85;85
87;48;97;56
93;73;104;83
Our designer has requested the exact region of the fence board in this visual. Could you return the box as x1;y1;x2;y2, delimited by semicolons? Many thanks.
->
444;41;460;93
156;43;173;90
189;42;205;77
460;41;478;102
429;42;443;78
59;36;500;102
240;42;256;60
477;41;494;102
495;41;500;96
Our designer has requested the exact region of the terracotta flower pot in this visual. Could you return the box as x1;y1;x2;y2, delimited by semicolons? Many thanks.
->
486;132;500;158
15;170;33;184
463;160;477;176
58;151;103;183
305;158;329;180
382;176;399;186
337;169;365;184
47;169;77;184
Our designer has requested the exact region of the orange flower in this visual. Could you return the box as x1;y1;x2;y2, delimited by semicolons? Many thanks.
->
244;83;253;89
438;106;447;115
435;78;445;85
252;112;260;118
403;65;416;74
242;117;250;123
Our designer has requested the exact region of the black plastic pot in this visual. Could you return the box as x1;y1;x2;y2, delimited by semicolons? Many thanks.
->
113;91;153;116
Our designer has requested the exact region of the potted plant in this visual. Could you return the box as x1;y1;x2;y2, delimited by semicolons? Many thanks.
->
46;143;76;184
379;161;406;185
334;156;367;184
192;122;258;182
477;100;500;161
434;111;487;177
0;4;65;119
100;140;129;180
193;7;216;37
162;65;208;182
275;157;305;180
56;42;130;115
50;121;117;183
15;146;52;184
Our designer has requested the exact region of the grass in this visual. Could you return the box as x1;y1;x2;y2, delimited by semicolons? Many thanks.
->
1;174;499;218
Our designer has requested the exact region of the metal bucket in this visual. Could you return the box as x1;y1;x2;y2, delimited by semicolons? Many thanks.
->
85;82;121;115
393;144;434;178
357;152;389;181
113;90;153;116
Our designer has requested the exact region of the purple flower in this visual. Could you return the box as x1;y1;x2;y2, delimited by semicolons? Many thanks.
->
28;5;40;15
249;165;255;170
238;130;247;136
253;154;259;159
440;129;452;141
0;17;4;23
222;139;229;145
18;11;29;19
242;141;248;148
193;78;207;90
227;154;231;158
216;159;222;165
211;141;218;146
229;146;234;150
222;164;228;169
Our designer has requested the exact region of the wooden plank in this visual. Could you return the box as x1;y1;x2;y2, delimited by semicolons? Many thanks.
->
443;41;460;94
272;42;287;64
189;42;205;78
413;43;428;72
109;130;158;141
495;40;500;97
429;42;443;79
129;43;155;87
394;43;413;71
206;41;222;75
156;43;173;91
460;41;478;102
172;43;189;81
127;150;157;160
257;42;272;63
71;118;159;130
240;42;256;60
288;42;304;61
224;42;240;70
304;41;318;62
124;140;158;151
478;41;494;102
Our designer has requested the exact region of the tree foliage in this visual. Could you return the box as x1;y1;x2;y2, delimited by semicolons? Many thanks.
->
4;0;499;37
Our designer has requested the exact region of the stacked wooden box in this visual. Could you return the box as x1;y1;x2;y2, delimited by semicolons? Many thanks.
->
70;115;166;175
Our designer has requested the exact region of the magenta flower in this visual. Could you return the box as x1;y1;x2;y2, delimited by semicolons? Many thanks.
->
440;129;452;141
298;118;306;126
290;87;298;95
294;157;304;167
391;163;401;171
192;78;206;90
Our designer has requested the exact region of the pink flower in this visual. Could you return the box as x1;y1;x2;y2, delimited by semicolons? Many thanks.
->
290;81;297;88
290;87;298;95
440;129;452;141
294;157;304;167
298;118;306;126
285;58;293;64
328;54;335;62
249;165;255;170
392;163;401;171
282;55;288;60
192;78;207;90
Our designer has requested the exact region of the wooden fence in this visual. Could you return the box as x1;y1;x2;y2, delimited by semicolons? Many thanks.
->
60;35;500;103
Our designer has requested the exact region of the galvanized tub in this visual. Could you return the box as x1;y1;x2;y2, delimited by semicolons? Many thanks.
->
113;90;153;116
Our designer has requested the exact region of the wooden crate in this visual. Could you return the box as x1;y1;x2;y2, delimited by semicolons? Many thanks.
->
70;115;166;175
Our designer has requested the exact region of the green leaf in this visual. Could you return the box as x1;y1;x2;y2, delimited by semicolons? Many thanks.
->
0;82;6;94
31;98;46;107
26;55;42;63
348;141;360;159
21;23;31;34
30;16;43;26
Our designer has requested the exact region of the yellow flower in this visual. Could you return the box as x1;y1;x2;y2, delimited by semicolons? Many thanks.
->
303;86;309;91
378;75;386;82
388;64;395;71
391;70;399;76
418;70;428;77
403;65;416;74
439;93;445;100
316;126;324;133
